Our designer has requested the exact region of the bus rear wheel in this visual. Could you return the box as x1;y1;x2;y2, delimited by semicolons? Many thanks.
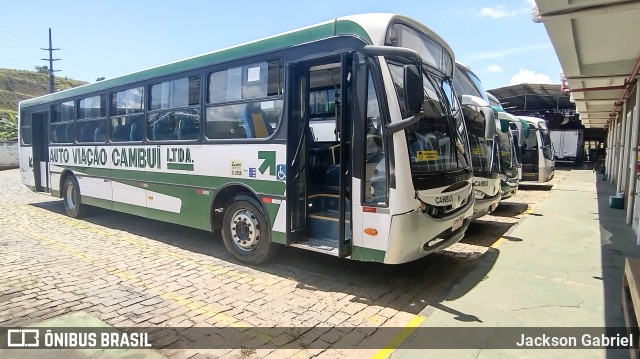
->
221;195;278;264
62;176;89;218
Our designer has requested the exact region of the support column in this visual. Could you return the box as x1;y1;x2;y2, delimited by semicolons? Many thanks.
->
627;87;640;225
618;101;629;193
625;102;635;193
611;116;620;184
606;124;613;175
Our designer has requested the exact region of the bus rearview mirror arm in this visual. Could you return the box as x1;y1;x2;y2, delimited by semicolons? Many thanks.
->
386;114;422;135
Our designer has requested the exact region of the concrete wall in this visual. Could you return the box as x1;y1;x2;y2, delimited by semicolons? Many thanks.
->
0;141;19;170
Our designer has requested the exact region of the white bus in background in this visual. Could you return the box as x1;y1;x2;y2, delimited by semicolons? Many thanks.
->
519;116;555;182
18;13;475;265
452;63;500;219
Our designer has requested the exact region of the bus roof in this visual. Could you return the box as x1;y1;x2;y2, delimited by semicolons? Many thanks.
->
20;13;453;108
518;116;546;126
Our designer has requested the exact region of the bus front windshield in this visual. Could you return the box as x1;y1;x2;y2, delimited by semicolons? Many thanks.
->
389;64;470;177
496;129;517;175
453;65;489;102
539;128;554;161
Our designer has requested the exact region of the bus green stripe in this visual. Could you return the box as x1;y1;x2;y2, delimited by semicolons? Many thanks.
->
65;166;286;195
167;163;194;171
352;246;386;262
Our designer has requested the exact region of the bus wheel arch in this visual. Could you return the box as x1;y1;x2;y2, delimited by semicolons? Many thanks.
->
210;183;259;231
59;169;75;198
212;184;279;263
61;173;89;218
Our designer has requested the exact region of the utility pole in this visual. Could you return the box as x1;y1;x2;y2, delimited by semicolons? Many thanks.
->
41;28;60;93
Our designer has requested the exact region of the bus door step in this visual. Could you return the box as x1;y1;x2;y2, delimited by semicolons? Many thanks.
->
290;238;340;256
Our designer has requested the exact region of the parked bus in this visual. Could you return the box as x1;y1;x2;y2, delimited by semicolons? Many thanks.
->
18;14;475;264
494;112;520;199
452;63;500;219
487;92;527;181
518;116;555;182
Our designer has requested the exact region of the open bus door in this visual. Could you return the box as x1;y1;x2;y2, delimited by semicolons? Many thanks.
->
286;54;352;257
31;112;50;193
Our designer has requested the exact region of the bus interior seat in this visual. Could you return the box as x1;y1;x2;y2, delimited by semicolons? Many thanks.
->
130;121;144;141
242;103;273;138
176;117;198;140
94;125;107;142
79;122;97;142
112;123;131;142
152;120;174;141
55;125;68;143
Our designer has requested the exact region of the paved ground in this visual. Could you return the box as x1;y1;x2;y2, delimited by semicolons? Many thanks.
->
390;168;638;359
0;168;566;358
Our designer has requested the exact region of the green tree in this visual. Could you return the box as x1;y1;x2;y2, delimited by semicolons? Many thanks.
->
0;111;18;141
34;65;49;74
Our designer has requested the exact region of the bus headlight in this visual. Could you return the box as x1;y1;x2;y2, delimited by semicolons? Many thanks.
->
474;189;485;200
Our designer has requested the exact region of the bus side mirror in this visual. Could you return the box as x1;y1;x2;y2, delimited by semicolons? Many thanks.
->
403;64;423;116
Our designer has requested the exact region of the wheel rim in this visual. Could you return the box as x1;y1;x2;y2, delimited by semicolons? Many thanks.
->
230;208;261;252
65;183;77;211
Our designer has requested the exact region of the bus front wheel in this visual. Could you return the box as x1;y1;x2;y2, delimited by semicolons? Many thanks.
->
62;176;89;218
221;195;278;264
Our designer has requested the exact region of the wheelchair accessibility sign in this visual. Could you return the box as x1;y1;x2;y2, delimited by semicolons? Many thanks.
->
276;164;286;180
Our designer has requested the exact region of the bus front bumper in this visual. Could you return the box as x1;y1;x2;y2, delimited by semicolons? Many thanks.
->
383;196;474;264
471;194;501;220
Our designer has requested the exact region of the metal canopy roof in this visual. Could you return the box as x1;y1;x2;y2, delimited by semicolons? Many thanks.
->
533;0;640;128
488;84;574;115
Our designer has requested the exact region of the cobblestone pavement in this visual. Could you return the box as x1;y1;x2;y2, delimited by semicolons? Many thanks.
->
0;168;569;358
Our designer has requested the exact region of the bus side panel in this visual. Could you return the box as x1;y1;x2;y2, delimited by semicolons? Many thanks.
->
19;145;36;191
351;178;390;262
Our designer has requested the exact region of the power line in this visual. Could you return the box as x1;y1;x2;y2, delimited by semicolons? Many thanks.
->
0;43;43;57
0;30;44;46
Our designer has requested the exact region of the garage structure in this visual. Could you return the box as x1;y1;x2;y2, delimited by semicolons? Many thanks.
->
533;0;640;235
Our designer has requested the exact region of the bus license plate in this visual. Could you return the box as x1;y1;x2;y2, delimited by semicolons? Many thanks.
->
452;217;464;232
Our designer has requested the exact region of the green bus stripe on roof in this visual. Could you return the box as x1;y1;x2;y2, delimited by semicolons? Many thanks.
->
21;20;372;108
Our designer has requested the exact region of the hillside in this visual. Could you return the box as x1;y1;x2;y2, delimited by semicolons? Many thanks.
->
0;68;87;119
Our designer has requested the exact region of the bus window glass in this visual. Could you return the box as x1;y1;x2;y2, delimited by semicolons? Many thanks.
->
208;60;282;103
110;87;145;142
20;111;31;145
111;87;144;115
205;100;283;139
148;76;202;141
78;95;106;119
389;63;468;172
151;76;200;110
77;95;107;143
386;23;452;76
148;108;201;141
363;72;387;205
51;101;75;143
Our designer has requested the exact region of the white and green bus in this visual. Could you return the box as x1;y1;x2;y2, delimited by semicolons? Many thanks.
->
452;63;500;219
18;13;474;264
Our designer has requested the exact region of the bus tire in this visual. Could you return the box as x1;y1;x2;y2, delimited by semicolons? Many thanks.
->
62;176;89;218
221;195;278;264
